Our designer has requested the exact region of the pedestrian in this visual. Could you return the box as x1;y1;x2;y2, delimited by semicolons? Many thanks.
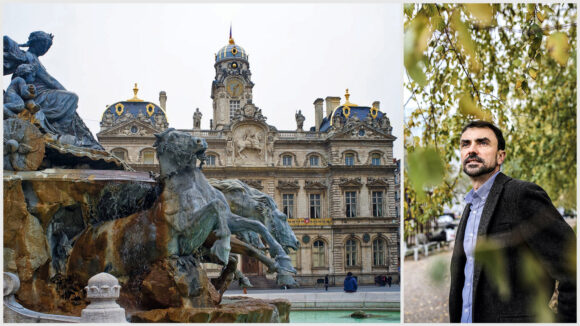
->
324;274;329;291
343;272;357;293
449;120;576;323
387;275;392;288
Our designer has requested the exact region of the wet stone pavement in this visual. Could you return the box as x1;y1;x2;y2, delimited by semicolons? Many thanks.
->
404;248;452;323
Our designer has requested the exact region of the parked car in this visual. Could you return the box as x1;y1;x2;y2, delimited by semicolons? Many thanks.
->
429;222;457;242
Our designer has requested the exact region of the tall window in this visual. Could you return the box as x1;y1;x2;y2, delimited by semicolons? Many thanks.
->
371;154;381;166
207;155;216;166
373;238;386;266
345;153;354;166
312;240;325;267
346;239;357;266
288;249;297;268
309;194;321;219
282;194;295;219
282;155;293;166
309;156;319;166
345;191;357;217
142;150;155;164
229;100;240;119
372;191;384;217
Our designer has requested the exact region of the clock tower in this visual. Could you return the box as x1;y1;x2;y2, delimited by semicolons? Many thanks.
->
211;31;254;130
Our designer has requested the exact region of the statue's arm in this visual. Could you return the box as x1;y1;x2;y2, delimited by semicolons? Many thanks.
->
3;36;27;76
18;80;36;99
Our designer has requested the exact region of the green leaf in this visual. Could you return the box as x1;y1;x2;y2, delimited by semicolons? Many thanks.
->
546;32;570;66
404;15;432;86
464;4;494;26
528;68;537;80
459;93;491;120
450;9;480;72
475;239;510;301
407;147;445;199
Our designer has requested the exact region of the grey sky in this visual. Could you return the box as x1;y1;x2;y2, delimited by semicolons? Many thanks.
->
3;2;403;159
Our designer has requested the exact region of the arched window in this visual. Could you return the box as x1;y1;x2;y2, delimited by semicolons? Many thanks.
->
345;153;355;166
141;149;155;164
345;239;357;266
371;153;381;166
309;155;319;167
111;148;128;161
373;238;387;266
282;155;293;166
207;154;216;166
312;240;326;267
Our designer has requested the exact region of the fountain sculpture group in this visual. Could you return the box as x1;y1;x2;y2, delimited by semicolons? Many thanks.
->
3;31;296;322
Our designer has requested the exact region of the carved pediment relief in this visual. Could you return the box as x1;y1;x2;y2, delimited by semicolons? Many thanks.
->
337;177;363;188
304;180;327;190
329;123;391;140
277;180;300;190
240;179;263;190
98;119;161;137
367;177;389;188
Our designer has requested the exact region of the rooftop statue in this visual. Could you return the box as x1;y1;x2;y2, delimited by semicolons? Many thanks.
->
4;31;103;150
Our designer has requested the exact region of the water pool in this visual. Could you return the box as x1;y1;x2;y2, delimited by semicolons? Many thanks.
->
289;310;400;323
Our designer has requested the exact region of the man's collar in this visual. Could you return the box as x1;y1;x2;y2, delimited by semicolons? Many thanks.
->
465;170;501;203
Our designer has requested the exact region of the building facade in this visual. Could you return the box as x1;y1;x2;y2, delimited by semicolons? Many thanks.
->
96;35;399;286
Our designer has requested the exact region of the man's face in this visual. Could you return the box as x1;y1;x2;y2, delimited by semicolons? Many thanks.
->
460;127;505;178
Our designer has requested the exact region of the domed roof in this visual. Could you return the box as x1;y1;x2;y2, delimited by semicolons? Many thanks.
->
318;89;386;132
101;83;167;127
215;37;248;63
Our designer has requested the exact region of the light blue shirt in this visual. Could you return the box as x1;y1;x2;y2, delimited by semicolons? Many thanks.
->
461;171;499;323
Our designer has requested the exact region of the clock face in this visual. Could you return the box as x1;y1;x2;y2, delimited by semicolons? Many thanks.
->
226;79;243;97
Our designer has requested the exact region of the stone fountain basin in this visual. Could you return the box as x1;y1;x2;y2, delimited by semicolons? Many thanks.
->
130;297;290;323
3;169;292;322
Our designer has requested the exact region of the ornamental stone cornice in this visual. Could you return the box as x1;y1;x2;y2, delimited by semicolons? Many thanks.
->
337;177;363;188
277;180;300;190
367;177;389;188
304;180;327;190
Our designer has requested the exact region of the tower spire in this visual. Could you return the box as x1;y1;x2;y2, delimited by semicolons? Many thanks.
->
229;23;235;44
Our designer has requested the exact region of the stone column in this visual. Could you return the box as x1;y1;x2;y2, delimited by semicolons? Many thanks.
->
80;272;127;323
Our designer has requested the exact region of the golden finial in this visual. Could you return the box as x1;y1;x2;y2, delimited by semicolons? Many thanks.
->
342;88;357;106
229;25;235;44
128;83;144;102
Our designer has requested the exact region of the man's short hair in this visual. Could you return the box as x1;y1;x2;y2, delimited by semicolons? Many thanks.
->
462;120;505;150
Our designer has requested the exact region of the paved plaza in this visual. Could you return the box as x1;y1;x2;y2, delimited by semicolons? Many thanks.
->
403;248;452;323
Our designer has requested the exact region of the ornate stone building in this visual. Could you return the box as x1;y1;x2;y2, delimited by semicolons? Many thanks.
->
97;34;399;286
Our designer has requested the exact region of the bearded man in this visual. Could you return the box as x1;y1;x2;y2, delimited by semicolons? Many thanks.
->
448;120;576;323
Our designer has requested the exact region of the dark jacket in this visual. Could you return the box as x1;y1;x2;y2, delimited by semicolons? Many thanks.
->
449;173;576;323
344;275;358;292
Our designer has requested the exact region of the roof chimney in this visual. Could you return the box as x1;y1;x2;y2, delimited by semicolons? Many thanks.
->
314;98;324;132
325;96;341;117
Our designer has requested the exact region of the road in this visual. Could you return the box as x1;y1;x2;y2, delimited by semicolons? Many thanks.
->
404;248;452;323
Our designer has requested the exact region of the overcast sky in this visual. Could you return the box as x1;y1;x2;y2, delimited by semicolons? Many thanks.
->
3;2;403;158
